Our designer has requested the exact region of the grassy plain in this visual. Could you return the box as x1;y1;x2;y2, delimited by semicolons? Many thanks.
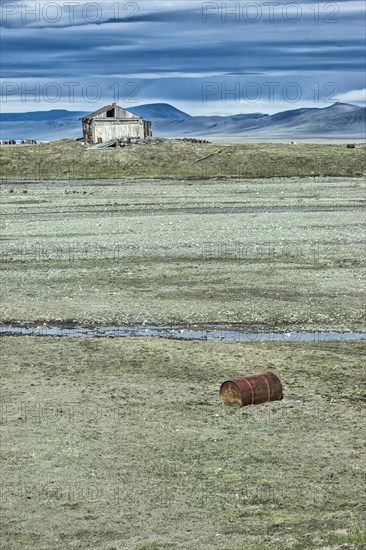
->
1;336;365;550
0;144;365;549
0;175;365;331
0;139;365;180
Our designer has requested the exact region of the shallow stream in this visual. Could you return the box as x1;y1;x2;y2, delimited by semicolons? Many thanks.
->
1;324;364;341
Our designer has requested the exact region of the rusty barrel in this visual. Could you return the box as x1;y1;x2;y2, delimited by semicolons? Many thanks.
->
220;372;283;407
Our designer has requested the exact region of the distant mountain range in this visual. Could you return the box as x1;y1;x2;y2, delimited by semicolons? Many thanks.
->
0;102;365;141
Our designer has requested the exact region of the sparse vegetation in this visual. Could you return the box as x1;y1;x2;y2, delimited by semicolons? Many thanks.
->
0;175;364;330
1;336;365;549
0;163;365;549
0;139;365;180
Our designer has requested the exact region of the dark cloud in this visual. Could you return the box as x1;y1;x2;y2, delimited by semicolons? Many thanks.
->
1;1;365;111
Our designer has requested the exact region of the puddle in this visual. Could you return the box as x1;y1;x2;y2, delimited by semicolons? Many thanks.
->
0;180;76;185
5;205;362;218
0;324;365;342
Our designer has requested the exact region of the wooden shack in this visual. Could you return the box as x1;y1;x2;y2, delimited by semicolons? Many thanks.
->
81;103;152;144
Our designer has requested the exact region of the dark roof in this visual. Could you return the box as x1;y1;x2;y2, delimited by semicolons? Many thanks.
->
81;104;115;120
81;104;140;121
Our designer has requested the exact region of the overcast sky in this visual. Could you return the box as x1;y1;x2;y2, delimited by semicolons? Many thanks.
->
1;0;365;114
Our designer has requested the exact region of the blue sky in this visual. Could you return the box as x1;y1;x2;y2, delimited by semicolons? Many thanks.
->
1;0;365;114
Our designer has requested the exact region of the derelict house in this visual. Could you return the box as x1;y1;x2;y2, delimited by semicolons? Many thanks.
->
81;103;152;144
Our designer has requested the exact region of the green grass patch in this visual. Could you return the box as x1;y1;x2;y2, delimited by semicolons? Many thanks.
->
1;139;365;180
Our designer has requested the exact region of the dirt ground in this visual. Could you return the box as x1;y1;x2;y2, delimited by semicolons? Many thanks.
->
0;176;365;331
0;174;365;549
1;336;365;550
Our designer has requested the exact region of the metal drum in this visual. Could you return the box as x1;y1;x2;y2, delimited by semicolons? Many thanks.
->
220;372;283;407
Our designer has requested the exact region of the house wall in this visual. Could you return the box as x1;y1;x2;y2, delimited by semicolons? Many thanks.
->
143;120;153;138
82;107;152;142
82;121;93;141
83;120;151;142
92;119;146;142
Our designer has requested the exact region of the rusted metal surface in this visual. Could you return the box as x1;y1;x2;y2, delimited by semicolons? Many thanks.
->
220;372;283;407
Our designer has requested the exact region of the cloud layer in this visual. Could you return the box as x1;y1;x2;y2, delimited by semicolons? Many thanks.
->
1;0;365;113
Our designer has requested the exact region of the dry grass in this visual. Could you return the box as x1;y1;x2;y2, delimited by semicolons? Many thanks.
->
1;139;365;180
1;336;365;549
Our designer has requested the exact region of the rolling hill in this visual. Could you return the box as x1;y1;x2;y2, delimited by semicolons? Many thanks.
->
0;102;364;141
